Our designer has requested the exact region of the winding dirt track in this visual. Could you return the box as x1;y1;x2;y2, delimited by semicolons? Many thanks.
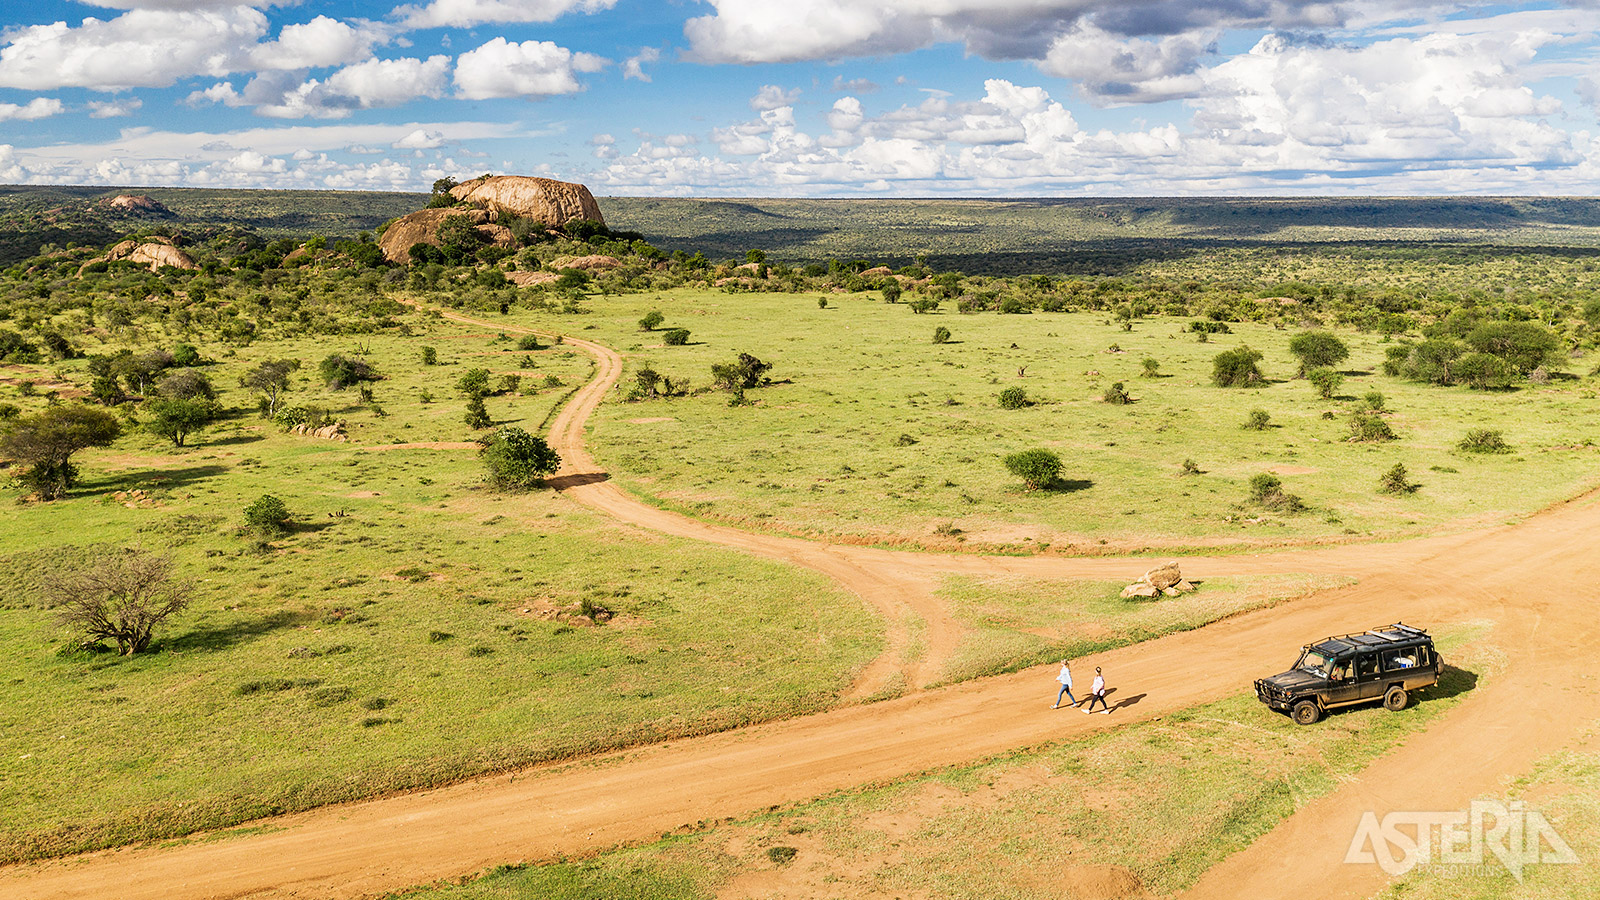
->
5;314;1598;900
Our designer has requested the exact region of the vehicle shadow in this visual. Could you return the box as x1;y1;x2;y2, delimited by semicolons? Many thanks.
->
1321;664;1478;721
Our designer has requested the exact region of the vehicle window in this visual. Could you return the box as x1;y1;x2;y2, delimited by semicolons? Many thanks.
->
1330;662;1351;681
1413;646;1431;668
1355;653;1378;678
1298;650;1332;677
1381;649;1409;670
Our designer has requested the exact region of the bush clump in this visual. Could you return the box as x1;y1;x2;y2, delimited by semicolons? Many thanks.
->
1307;367;1344;399
243;494;291;535
1288;331;1350;376
1102;382;1131;405
1348;410;1396;443
1248;473;1304;513
1212;346;1264;387
997;386;1031;409
1003;448;1062;491
1378;463;1418;495
663;328;690;346
1458;428;1511;454
479;427;561;490
318;354;381;390
933;326;951;344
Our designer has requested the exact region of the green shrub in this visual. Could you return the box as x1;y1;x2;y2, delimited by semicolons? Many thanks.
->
1211;346;1264;387
638;310;664;331
933;326;951;344
1348;410;1396;442
1248;473;1304;512
421;346;437;365
1242;408;1271;430
1307;367;1344;399
1378;463;1418;495
243;495;291;535
1003;448;1061;490
997;386;1030;409
1102;382;1131;405
317;354;381;390
480;427;561;490
516;335;542;351
663;328;690;346
464;395;492;430
144;398;220;448
1453;352;1513;390
1178;458;1202;476
1360;391;1386;412
1141;358;1160;378
457;368;492;398
1458;428;1511;453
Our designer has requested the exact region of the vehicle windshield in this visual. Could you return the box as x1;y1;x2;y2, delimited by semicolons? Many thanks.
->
1295;649;1333;677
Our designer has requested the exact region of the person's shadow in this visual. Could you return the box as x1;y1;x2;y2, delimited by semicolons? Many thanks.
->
1105;688;1146;712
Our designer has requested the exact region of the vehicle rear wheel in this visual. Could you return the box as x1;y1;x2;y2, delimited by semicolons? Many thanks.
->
1384;686;1408;711
1291;700;1322;725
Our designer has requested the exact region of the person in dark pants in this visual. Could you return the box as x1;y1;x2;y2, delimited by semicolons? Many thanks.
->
1082;667;1109;714
1052;659;1078;709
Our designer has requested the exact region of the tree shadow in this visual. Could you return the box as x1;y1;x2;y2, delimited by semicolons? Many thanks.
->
87;464;229;493
167;609;309;654
1045;478;1094;493
208;433;266;447
545;471;610;490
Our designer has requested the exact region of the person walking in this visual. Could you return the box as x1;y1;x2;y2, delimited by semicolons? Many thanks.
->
1082;666;1110;714
1052;659;1078;709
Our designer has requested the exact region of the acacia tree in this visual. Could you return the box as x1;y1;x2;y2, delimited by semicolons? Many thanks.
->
145;398;220;447
0;404;121;500
51;549;192;655
241;359;300;417
1288;331;1349;376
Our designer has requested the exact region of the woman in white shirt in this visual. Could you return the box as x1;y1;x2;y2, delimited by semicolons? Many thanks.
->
1052;660;1078;708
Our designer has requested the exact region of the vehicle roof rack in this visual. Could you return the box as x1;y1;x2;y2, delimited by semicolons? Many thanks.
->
1310;622;1430;651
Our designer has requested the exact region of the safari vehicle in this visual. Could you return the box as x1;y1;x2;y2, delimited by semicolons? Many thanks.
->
1255;623;1441;725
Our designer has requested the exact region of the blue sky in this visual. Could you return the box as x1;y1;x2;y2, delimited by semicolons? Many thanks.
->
2;0;1599;196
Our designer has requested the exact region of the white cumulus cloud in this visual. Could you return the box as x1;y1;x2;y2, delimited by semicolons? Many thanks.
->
249;15;379;70
751;84;801;110
0;8;269;91
394;128;446;149
453;38;605;100
394;0;617;30
0;98;65;121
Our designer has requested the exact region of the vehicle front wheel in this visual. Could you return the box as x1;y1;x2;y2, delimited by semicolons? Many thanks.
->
1384;686;1408;711
1291;700;1322;725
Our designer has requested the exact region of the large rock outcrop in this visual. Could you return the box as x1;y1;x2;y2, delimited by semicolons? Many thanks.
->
376;207;516;264
83;237;197;273
100;194;174;217
447;176;603;228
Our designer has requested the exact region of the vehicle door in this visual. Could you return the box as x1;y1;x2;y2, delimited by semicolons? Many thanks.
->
1354;652;1384;700
1324;658;1361;706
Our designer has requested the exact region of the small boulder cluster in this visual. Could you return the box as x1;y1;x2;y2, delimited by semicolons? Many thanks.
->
1120;562;1197;600
290;422;347;442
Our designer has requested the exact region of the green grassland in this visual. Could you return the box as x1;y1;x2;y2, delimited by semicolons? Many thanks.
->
393;629;1492;900
0;320;880;863
516;289;1600;551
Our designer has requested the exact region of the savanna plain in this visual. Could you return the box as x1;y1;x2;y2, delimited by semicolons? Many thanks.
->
0;188;1597;900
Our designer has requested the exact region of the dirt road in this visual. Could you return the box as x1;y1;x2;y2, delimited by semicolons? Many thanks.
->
6;315;1597;900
